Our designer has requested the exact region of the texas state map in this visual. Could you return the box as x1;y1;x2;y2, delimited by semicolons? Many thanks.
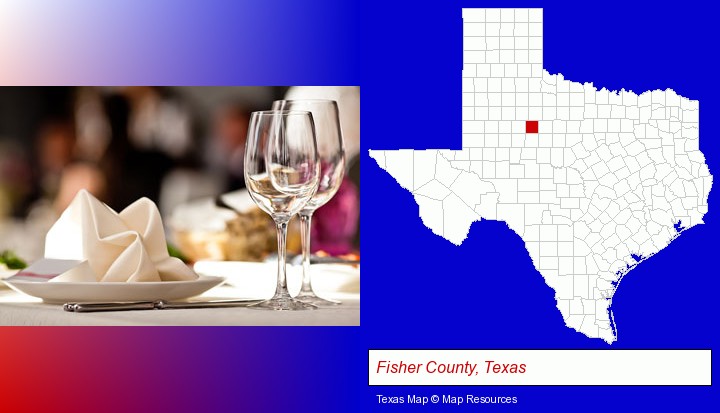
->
369;8;713;343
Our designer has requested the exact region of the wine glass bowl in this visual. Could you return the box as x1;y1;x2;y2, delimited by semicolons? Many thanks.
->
244;110;319;310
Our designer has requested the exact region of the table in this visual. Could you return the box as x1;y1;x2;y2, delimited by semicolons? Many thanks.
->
0;285;360;326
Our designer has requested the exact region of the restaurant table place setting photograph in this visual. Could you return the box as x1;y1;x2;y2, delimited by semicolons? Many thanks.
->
0;86;360;326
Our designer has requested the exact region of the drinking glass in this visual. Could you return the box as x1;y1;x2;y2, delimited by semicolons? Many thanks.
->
244;110;319;310
273;99;345;305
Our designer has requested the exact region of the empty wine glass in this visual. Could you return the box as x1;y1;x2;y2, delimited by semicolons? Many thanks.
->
244;110;319;310
273;99;345;305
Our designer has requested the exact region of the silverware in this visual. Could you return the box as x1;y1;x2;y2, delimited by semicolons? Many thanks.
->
63;299;263;313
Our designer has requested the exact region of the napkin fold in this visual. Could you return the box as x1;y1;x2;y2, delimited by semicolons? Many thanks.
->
44;190;198;282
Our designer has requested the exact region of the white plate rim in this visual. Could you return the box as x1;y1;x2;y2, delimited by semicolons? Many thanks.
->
4;274;221;287
2;274;225;303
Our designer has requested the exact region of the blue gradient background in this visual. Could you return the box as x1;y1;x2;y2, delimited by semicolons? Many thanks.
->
0;0;718;412
0;0;358;84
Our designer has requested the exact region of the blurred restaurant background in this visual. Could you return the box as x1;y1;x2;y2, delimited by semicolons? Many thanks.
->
0;86;360;263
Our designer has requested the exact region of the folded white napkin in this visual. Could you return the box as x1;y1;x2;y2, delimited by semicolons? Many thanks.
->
44;190;198;283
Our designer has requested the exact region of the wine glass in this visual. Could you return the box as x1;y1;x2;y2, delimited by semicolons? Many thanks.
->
244;110;319;310
272;99;345;305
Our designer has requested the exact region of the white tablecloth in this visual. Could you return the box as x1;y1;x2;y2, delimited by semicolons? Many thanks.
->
0;285;359;326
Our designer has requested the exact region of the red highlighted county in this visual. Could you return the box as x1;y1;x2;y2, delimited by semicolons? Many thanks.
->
525;120;538;134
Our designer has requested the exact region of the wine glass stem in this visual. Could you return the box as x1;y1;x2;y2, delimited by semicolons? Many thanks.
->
299;212;314;294
274;220;291;298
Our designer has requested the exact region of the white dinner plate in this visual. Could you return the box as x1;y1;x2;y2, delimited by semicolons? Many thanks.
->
0;269;19;289
2;275;225;304
193;261;360;298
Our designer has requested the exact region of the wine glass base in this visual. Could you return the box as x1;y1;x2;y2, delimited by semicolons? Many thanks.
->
248;297;317;311
295;293;341;306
